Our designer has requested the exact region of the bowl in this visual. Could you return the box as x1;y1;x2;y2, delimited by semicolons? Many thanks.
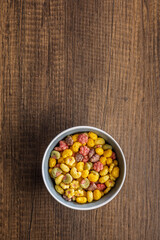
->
42;126;126;210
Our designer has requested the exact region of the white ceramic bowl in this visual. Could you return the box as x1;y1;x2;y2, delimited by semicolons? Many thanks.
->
42;126;126;210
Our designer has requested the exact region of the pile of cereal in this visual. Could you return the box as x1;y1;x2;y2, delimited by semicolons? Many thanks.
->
48;132;120;204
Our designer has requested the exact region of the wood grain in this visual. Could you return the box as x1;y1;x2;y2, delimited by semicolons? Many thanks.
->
1;0;160;239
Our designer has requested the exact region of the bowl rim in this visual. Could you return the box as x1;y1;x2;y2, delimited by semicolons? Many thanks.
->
42;126;126;210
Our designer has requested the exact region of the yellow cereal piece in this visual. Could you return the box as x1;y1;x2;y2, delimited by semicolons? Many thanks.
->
48;168;52;175
70;167;82;179
62;149;73;158
101;191;104;197
81;170;89;178
72;134;79;142
60;163;70;172
71;142;82;152
55;185;64;195
100;156;107;165
95;137;105;145
103;149;112;158
93;189;102;200
111;167;120;178
99;175;109;183
76;162;84;172
55;174;64;185
88;173;99;182
70;180;80;189
87;138;95;147
76;197;87;204
75;189;86;197
109;173;116;181
100;166;108;176
105;179;115;188
104;187;111;194
60;182;70;189
95;147;104;155
113;160;118;166
109;163;115;173
65;189;75;198
49;158;56;168
88;132;98;140
65;157;75;167
106;158;112;165
87;191;93;203
58;157;64;164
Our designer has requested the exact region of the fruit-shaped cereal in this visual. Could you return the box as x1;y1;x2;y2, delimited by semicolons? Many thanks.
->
50;168;62;178
63;173;73;184
80;178;90;189
51;150;61;159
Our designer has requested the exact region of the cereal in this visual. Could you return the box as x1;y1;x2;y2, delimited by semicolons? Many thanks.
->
49;132;120;203
78;133;88;144
76;197;87;204
90;154;100;163
75;153;84;162
76;162;84;172
100;166;108;176
62;149;73;158
62;173;73;184
82;156;89;163
95;147;104;156
96;183;106;191
87;138;95;148
65;136;74;146
93;189;102;200
55;174;64;185
80;178;90;189
87;191;93;202
79;146;90;156
95;138;105;145
88;148;95;158
51;150;60;159
103;149;112;158
99;175;109;183
60;163;70;173
49;158;56;168
93;161;103;172
111;167;120;178
88;132;98;140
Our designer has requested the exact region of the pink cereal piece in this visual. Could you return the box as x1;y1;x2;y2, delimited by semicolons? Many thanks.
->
55;164;60;168
95;145;102;148
93;161;103;172
96;183;106;191
59;141;69;150
56;171;61;177
80;179;85;185
78;133;88;144
54;147;63;151
82;156;89;162
79;146;90;156
111;152;116;160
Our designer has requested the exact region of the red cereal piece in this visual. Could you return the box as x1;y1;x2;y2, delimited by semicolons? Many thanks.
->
55;164;60;168
79;146;90;156
111;152;116;160
96;183;106;191
82;156;89;163
93;161;103;172
95;145;102;148
59;141;69;150
78;133;88;144
54;147;63;151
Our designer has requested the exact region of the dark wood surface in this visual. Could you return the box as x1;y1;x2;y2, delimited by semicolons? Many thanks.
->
1;0;160;239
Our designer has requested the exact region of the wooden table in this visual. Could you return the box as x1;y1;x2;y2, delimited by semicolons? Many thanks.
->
1;0;160;239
